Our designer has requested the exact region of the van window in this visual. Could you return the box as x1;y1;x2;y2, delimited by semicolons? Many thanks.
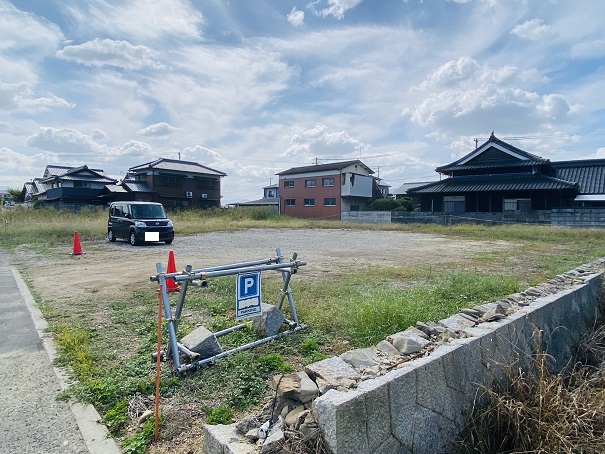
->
131;204;167;219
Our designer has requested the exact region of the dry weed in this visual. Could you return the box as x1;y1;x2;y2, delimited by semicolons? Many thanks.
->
457;325;605;453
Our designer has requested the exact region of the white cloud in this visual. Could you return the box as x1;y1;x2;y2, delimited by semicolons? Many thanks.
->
0;1;63;53
26;127;101;154
307;0;364;20
511;18;556;41
137;122;180;137
56;39;163;70
63;0;204;42
405;57;575;135
287;7;305;26
283;124;362;158
0;82;73;112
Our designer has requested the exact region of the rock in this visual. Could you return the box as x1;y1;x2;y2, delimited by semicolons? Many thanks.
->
245;428;260;442
274;372;319;404
402;326;430;340
305;357;361;394
340;348;380;368
261;418;284;454
284;405;306;428
438;313;477;331
388;330;430;355
137;409;153;424
180;326;222;359
416;321;445;337
375;340;401;357
252;303;285;337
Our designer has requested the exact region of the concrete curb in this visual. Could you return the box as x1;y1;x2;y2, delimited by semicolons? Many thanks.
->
11;267;121;454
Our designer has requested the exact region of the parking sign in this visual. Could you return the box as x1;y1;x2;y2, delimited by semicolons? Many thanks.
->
235;272;262;320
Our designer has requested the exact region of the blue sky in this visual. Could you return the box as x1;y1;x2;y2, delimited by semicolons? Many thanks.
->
2;0;605;204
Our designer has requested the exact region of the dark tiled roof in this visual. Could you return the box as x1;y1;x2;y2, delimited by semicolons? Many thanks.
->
129;158;226;177
277;160;373;176
408;174;579;194
103;184;127;193
552;159;605;194
436;134;547;173
438;159;546;172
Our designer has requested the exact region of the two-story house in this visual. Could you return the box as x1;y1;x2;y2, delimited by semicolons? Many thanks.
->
408;133;605;213
276;160;378;219
26;165;117;208
126;158;227;209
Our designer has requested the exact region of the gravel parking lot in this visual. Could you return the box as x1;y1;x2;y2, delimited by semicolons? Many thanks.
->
13;228;515;307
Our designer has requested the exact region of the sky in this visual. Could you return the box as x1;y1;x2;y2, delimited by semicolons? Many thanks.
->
2;0;605;204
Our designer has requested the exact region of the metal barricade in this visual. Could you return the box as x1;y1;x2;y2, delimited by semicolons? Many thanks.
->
150;248;306;375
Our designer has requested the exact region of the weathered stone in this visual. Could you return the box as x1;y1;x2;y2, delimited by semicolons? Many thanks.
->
284;405;306;428
388;331;430;355
340;348;380;368
402;326;429;340
460;308;482;317
415;321;444;337
180;326;222;359
305;357;360;393
252;303;285;337
375;340;401;357
438;313;477;331
261;418;284;454
274;372;319;404
245;428;260;441
203;423;258;454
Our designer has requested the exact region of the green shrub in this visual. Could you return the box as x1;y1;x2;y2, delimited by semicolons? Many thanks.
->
256;353;293;373
205;405;234;425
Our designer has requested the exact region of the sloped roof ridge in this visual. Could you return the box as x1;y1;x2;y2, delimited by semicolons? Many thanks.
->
277;159;373;175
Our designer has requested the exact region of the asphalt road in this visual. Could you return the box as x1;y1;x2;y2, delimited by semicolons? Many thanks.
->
0;249;120;454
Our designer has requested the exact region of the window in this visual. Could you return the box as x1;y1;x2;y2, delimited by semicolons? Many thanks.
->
284;181;294;188
324;198;336;206
322;178;335;187
443;196;465;214
195;177;219;189
503;198;531;211
350;205;360;211
157;174;183;187
267;190;275;197
74;181;91;188
305;179;316;188
304;198;315;206
285;199;295;206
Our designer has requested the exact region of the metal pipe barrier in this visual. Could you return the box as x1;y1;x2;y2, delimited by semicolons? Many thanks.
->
150;249;306;375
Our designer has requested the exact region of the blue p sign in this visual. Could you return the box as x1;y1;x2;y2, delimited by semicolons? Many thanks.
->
236;272;262;320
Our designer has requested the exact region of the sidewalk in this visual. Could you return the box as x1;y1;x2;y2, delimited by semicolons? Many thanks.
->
0;249;120;454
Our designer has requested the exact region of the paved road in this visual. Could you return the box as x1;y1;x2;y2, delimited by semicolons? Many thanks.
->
0;249;120;454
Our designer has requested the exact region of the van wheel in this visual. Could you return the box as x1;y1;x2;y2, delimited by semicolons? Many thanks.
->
129;231;139;246
165;239;173;245
108;229;116;242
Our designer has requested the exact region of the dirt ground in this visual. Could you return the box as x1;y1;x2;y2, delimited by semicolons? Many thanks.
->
12;228;515;305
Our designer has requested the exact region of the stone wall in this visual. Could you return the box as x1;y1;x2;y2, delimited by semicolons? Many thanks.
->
312;266;605;454
552;208;605;228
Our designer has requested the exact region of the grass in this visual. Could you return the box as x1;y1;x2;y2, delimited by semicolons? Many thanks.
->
2;207;605;451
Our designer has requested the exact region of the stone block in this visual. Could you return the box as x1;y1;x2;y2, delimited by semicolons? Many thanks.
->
252;303;285;337
340;347;380;368
180;326;222;359
202;423;259;454
274;372;318;404
375;340;400;357
305;356;360;394
388;331;430;354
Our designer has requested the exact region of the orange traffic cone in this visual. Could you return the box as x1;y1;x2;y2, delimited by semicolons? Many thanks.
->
165;250;180;292
71;231;83;256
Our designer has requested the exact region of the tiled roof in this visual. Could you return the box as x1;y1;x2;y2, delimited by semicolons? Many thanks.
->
236;198;280;206
123;181;154;192
277;160;373;176
552;159;605;194
129;158;226;177
408;174;579;194
436;134;547;173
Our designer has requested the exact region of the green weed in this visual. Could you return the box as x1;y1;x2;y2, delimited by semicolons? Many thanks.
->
205;405;234;425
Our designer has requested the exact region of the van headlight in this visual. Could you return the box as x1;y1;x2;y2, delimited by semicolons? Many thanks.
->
135;221;146;227
167;219;173;228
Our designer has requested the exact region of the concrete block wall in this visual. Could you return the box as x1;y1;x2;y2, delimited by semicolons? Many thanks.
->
312;272;605;454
